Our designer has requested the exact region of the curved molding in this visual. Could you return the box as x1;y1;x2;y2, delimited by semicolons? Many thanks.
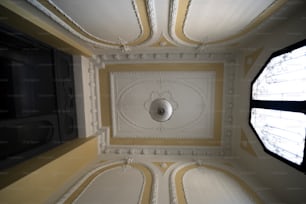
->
27;0;156;48
57;159;157;204
169;0;195;46
169;0;287;46
151;34;177;47
168;0;197;46
169;162;192;204
152;162;176;174
170;162;263;204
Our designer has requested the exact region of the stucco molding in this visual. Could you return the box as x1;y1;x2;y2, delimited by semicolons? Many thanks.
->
87;57;102;136
97;52;236;64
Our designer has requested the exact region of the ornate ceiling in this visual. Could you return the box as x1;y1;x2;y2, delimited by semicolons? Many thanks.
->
22;0;289;156
98;62;235;157
27;0;286;53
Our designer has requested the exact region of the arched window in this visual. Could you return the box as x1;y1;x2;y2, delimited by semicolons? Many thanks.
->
249;39;306;172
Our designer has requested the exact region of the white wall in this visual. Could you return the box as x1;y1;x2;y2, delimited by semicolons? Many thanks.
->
236;4;306;203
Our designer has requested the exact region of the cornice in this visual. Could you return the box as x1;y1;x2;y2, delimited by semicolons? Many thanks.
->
97;52;236;64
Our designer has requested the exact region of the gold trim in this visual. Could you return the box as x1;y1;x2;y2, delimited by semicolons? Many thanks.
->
153;162;176;174
244;48;264;76
128;0;152;46
175;164;263;204
99;63;223;146
0;0;92;57
240;129;257;157
175;0;197;44
63;163;153;204
151;35;177;47
175;0;287;45
37;0;151;47
133;163;153;204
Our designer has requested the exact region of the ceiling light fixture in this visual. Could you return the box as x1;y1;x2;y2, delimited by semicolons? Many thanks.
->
149;98;173;122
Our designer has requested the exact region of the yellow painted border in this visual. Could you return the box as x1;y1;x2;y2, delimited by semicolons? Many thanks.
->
175;164;263;204
175;0;287;45
0;137;98;203
153;162;176;174
37;0;151;47
63;163;153;204
151;35;177;47
100;63;224;146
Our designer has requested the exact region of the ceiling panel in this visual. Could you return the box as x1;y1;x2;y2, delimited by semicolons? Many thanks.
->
111;71;216;139
26;0;287;52
184;0;275;42
52;0;141;43
100;63;225;147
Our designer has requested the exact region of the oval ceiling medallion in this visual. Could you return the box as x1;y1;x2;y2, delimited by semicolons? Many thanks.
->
149;98;173;122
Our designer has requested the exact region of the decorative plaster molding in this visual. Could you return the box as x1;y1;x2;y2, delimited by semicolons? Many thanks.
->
151;35;177;47
85;57;103;137
98;127;110;153
97;52;236;64
169;0;195;46
169;162;194;204
99;133;229;157
145;0;157;40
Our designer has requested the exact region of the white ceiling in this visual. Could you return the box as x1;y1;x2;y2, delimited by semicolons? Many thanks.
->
23;0;293;155
27;0;287;54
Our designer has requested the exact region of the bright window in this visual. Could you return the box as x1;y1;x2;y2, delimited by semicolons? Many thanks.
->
250;39;306;171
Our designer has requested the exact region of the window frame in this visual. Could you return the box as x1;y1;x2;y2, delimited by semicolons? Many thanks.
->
249;39;306;172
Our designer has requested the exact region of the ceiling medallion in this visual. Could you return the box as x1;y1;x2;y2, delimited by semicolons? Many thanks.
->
149;98;173;122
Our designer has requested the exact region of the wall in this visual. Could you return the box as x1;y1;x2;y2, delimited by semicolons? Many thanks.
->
0;137;98;204
236;3;306;203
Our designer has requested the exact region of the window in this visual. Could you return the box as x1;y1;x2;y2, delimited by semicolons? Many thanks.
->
249;39;306;172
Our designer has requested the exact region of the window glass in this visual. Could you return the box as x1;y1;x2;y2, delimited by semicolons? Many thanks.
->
252;46;306;101
250;108;305;165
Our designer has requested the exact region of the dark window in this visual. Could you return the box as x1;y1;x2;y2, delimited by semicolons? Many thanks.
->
249;39;306;172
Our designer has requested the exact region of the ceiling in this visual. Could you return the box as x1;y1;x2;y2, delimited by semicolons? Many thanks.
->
26;0;287;54
21;0;294;156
